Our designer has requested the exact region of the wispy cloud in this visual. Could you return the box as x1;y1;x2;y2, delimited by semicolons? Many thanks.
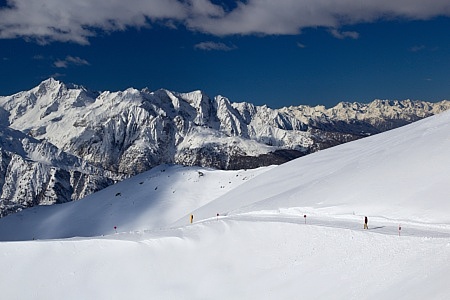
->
329;29;359;40
297;42;306;49
49;72;66;79
32;55;45;60
194;41;236;51
0;0;449;43
410;45;426;52
54;56;90;68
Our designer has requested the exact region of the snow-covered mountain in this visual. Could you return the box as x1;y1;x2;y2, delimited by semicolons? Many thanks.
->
0;78;449;216
0;107;449;299
2;78;449;172
0;124;121;216
0;78;311;174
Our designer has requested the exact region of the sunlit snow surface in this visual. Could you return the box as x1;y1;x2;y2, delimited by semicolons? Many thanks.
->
1;111;450;299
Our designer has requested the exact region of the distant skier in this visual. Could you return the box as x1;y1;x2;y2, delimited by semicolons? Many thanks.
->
364;216;368;229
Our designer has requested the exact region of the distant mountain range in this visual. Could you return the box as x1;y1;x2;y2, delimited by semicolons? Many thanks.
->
0;78;449;216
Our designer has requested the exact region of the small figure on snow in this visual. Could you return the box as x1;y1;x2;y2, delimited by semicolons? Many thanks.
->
364;216;368;230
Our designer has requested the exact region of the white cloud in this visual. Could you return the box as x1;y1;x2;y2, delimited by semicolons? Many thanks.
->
54;56;90;68
188;0;224;18
186;0;450;36
0;0;191;44
194;41;236;51
0;0;449;43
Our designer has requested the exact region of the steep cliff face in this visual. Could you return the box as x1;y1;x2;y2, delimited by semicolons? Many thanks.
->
0;78;449;216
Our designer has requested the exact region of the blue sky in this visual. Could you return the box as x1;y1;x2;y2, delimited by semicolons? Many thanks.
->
0;0;449;108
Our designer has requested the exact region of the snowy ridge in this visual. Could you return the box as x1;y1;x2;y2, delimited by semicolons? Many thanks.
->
0;107;449;299
0;165;273;240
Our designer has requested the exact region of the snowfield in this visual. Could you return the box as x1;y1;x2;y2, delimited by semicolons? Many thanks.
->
1;221;449;300
1;110;450;299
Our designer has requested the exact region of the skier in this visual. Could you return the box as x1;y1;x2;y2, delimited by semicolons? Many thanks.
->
364;216;368;229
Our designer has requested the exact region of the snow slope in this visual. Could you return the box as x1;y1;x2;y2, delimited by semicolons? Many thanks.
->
0;165;272;241
0;110;450;299
185;108;450;226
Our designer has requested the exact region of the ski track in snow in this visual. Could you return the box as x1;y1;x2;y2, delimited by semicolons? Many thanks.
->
192;213;450;240
82;212;450;244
